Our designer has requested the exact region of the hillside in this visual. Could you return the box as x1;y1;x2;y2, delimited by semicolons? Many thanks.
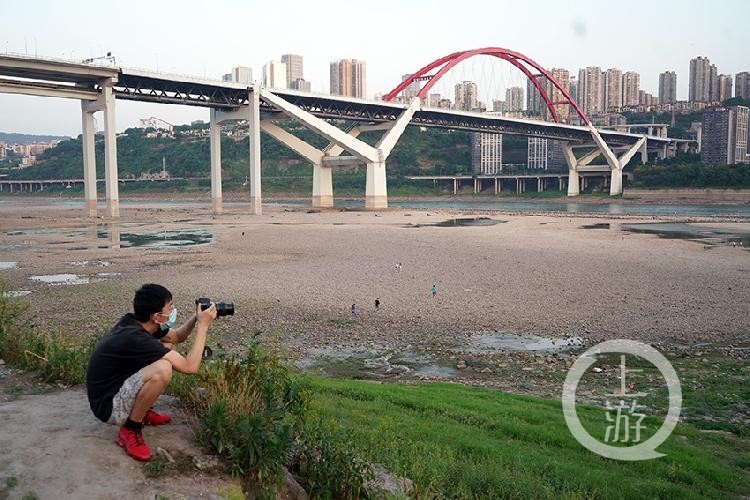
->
7;122;531;181
0;132;71;143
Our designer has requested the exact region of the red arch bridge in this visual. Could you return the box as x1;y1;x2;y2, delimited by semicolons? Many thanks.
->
0;49;692;217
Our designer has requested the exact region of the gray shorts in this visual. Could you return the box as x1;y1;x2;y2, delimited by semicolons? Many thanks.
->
107;369;145;425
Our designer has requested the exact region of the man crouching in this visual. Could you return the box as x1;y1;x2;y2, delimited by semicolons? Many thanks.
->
86;283;217;461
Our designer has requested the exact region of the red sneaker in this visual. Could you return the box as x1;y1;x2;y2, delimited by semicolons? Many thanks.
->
116;426;151;462
143;408;171;426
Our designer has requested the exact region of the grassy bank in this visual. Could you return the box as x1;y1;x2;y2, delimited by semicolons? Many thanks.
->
306;376;750;498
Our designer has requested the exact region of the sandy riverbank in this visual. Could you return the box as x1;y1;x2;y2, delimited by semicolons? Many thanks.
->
1;201;748;357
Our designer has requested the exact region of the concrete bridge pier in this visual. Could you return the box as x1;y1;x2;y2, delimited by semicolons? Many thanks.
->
312;164;334;208
365;160;388;209
563;143;603;197
213;86;263;215
80;102;98;217
248;86;262;215
209;109;223;214
80;77;120;218
588;127;647;196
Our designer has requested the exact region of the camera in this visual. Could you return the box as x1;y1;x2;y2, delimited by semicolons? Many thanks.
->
196;297;235;317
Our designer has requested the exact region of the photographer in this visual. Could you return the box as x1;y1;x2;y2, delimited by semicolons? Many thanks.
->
86;283;217;462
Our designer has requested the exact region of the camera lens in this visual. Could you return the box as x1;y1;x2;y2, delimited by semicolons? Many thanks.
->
216;302;235;317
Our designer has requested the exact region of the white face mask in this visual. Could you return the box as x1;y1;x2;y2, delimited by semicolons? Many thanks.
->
156;307;177;331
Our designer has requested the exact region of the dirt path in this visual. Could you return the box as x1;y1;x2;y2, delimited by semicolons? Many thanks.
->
0;365;239;500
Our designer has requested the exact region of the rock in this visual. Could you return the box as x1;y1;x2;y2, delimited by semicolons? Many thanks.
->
365;463;414;498
592;367;603;373
481;367;492;374
456;359;467;369
278;468;308;500
156;447;175;464
192;454;219;471
0;359;5;365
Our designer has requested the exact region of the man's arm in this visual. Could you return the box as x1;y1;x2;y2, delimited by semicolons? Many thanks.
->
163;303;216;374
160;313;198;345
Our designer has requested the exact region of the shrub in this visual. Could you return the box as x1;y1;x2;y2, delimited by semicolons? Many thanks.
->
173;342;309;497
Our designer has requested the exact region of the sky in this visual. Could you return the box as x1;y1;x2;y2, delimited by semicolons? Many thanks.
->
1;0;748;137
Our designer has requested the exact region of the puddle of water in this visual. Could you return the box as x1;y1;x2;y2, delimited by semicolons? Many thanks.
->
0;262;17;270
97;229;213;249
407;217;507;228
414;364;460;378
2;225;211;251
30;273;90;285
459;332;585;354
2;290;31;298
68;260;111;267
29;272;121;286
581;223;611;229
622;223;750;246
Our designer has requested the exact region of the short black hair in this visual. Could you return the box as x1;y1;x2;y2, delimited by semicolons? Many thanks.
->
133;284;172;322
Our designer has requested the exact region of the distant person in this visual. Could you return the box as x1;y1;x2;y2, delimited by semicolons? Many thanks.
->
351;303;356;316
86;284;218;462
374;298;380;312
395;262;402;273
431;284;437;298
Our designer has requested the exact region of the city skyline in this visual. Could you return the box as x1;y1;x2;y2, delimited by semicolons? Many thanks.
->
0;0;748;136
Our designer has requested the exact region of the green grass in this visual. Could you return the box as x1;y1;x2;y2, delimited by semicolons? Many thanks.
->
304;376;750;499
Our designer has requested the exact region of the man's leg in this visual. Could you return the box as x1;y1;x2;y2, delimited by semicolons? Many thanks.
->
130;358;172;422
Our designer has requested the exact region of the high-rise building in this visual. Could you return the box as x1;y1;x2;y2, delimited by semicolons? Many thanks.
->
689;56;712;102
221;73;232;82
527;138;565;170
454;81;478;111
701;106;749;164
262;60;287;89
548;68;570;122
604;68;623;111
280;54;303;87
506;86;524;112
658;71;677;104
290;79;311;91
622;71;640;107
427;93;441;107
708;64;720;102
527;69;569;121
577;67;604;115
717;75;733;102
401;73;421;100
736;72;750;99
231;66;253;84
330;59;366;98
526;76;547;117
471;131;503;174
492;99;507;113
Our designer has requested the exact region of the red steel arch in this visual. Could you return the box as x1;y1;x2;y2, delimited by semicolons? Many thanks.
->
384;47;589;126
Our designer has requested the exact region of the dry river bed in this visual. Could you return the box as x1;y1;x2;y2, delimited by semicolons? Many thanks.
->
0;200;748;401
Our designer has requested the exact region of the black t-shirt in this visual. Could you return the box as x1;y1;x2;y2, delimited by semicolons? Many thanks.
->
86;313;171;422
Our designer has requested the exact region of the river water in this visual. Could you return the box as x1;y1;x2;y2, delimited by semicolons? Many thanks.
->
1;197;750;217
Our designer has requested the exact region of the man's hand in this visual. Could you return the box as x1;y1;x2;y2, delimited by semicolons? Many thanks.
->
197;302;218;327
164;302;217;374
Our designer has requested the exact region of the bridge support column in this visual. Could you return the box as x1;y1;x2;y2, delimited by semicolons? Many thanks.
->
562;142;602;197
101;79;119;218
80;102;98;217
81;78;119;217
248;86;262;215
312;164;333;208
588;127;647;196
209;109;223;214
494;178;498;195
365;160;387;209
